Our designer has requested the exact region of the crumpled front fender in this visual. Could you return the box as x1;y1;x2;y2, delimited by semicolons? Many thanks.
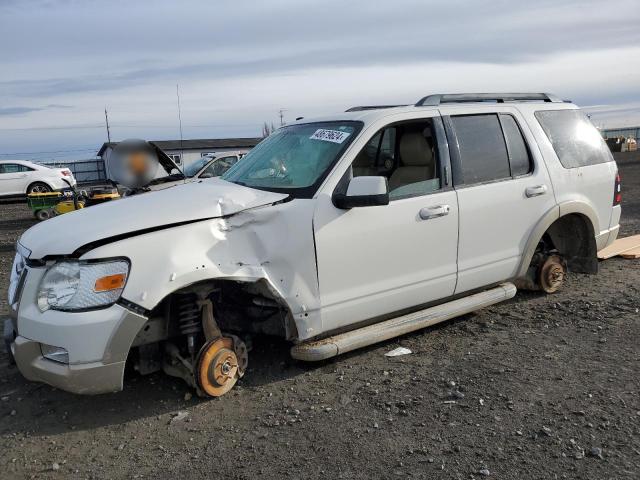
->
80;200;322;341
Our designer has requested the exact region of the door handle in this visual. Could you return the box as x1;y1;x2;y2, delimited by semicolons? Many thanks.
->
419;204;450;220
525;185;547;198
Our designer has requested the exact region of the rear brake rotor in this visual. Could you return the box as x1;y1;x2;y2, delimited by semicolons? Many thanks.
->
538;254;566;294
195;338;239;397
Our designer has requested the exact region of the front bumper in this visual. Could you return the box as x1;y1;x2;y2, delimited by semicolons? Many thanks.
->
10;264;148;394
11;300;147;394
12;336;126;394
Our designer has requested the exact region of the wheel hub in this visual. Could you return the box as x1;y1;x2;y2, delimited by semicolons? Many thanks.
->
539;255;566;293
195;337;246;397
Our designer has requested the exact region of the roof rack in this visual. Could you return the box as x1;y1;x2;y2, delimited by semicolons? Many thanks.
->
415;93;564;107
345;105;408;112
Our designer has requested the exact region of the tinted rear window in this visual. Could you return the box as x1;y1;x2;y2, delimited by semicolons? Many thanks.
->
535;109;613;168
451;114;510;184
499;114;531;176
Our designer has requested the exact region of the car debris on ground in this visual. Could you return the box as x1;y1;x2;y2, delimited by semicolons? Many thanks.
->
384;347;412;357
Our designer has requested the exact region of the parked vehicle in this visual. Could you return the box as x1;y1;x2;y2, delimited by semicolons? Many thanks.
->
149;150;248;191
6;93;620;398
188;151;248;178
0;160;76;198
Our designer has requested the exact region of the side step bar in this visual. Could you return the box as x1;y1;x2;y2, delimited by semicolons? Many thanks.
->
291;283;517;362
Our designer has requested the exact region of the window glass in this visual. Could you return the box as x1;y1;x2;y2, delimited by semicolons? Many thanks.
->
535;109;613;168
352;131;381;177
184;158;208;177
390;124;440;199
0;163;25;174
499;114;532;176
452;114;510;184
379;128;396;168
204;156;237;177
223;121;360;197
349;120;441;200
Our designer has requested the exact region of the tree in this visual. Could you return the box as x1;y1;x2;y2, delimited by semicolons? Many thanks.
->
262;121;276;138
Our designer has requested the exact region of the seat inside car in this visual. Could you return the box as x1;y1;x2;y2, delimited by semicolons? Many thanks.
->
388;129;435;192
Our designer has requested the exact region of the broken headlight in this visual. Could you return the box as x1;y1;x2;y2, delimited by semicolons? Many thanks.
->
37;260;130;312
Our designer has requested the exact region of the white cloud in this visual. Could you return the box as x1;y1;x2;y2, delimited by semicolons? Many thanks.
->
0;0;638;158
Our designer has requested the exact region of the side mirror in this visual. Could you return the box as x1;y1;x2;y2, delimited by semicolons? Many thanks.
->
333;176;389;209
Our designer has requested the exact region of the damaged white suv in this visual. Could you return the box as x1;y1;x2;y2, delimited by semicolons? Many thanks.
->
7;93;621;397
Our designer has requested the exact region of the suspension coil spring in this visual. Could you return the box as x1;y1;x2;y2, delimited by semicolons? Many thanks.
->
176;293;201;336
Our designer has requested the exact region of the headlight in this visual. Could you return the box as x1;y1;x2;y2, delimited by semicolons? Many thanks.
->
37;259;130;312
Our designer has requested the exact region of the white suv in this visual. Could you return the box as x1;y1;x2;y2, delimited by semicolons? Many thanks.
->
6;93;620;397
0;160;76;197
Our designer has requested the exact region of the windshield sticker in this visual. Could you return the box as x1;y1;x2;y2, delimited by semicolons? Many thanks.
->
310;129;351;144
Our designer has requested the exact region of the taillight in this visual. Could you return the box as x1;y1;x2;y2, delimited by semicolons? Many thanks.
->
613;173;621;206
61;170;71;177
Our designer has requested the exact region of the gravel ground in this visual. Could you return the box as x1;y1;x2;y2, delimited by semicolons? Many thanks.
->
0;158;639;479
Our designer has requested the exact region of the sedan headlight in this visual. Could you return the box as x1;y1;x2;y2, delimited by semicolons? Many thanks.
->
37;259;130;312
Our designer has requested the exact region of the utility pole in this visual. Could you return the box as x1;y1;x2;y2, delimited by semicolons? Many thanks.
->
278;108;286;127
104;107;111;143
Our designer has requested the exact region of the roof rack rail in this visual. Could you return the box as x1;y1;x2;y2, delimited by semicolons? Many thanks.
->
345;105;407;112
415;93;564;107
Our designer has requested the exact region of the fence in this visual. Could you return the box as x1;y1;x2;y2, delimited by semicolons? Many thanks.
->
40;158;107;185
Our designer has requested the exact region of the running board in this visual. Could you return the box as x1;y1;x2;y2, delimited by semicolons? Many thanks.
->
291;283;517;361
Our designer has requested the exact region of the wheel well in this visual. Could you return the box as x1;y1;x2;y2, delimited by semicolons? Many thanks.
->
147;278;298;341
26;180;52;193
542;213;598;274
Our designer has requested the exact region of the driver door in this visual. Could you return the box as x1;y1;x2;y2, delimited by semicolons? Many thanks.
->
0;163;29;195
313;116;459;332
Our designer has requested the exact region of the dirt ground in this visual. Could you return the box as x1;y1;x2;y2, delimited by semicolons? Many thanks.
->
0;158;639;480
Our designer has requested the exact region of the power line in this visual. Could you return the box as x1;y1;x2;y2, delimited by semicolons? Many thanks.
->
0;125;105;132
0;122;263;132
0;147;98;156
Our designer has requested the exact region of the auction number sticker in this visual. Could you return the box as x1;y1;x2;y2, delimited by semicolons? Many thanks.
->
310;129;350;144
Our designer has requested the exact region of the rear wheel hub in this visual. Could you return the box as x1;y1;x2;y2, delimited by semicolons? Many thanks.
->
538;254;566;294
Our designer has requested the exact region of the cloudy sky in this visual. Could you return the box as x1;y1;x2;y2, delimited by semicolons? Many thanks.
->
1;0;639;161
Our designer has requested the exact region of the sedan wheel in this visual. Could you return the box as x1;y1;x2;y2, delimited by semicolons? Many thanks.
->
28;182;52;194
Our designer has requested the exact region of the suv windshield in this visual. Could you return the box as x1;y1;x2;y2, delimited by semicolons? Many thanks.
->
222;121;362;197
184;158;210;177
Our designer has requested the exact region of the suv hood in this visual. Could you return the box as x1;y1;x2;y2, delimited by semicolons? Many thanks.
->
20;178;288;259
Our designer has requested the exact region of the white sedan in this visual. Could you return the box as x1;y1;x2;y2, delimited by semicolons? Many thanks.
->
0;160;76;198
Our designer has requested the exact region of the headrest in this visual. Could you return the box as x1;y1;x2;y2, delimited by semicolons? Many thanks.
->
399;132;433;166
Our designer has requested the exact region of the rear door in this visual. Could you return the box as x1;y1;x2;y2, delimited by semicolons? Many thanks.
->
443;107;557;294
